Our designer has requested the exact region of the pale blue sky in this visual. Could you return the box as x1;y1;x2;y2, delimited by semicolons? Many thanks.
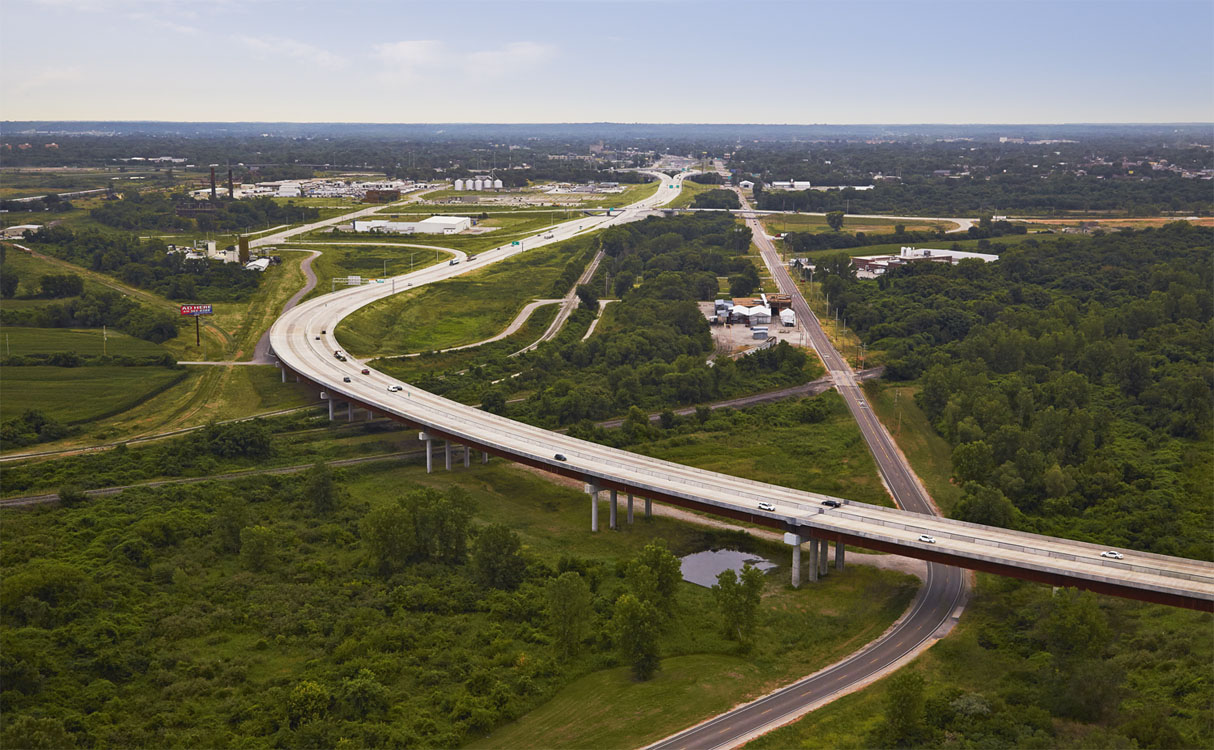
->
2;0;1211;123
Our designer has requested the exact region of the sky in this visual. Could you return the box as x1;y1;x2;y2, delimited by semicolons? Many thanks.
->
2;0;1212;124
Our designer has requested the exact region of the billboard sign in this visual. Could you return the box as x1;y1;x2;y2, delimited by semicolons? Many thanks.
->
179;304;213;316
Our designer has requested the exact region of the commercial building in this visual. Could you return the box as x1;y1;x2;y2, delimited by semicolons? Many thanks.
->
780;308;796;327
0;224;42;239
851;246;1000;279
353;215;471;235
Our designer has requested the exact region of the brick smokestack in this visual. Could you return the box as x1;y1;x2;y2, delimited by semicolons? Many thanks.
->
210;166;217;200
228;168;234;200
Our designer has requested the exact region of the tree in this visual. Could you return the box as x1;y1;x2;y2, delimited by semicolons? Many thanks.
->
339;669;389;720
729;273;757;297
576;284;598;310
287;680;331;728
626;540;682;616
57;485;87;507
712;564;765;644
611;593;661;680
303;462;339;515
239;525;275;571
0;268;18;299
825;211;846;231
954;483;1016;528
480;388;506;414
470;523;526;590
546;571;593;659
213;496;247;553
361;501;417;575
39;274;83;299
883;670;926;744
951;440;994;484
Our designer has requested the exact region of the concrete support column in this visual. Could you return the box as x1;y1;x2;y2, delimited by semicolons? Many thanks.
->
587;483;600;532
644;497;652;518
807;539;819;583
627;494;634;524
348;402;354;422
609;490;618;530
281;367;287;383
835;541;845;571
366;409;373;422
444;442;452;471
328;398;334;421
420;433;433;474
295;374;300;383
791;541;802;588
482;450;489;464
463;446;470;468
820;541;829;577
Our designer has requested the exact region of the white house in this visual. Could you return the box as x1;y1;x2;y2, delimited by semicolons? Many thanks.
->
245;258;271;272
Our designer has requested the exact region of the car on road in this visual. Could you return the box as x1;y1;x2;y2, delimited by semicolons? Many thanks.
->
758;501;776;512
361;368;370;375
449;259;460;266
467;254;477;261
1100;550;1124;560
342;376;351;383
553;453;567;461
314;336;320;340
822;499;841;508
918;534;936;544
542;233;554;239
387;385;403;392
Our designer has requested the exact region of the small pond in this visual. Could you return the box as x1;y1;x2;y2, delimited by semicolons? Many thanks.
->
679;549;776;588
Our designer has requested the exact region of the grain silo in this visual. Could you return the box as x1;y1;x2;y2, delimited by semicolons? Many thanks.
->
493;178;503;189
454;179;465;191
473;178;484;191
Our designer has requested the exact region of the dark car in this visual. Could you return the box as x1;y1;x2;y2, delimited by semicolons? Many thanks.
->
342;376;351;383
553;453;567;461
822;499;841;508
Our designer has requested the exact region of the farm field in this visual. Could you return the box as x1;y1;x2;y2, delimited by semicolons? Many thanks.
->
0;327;170;358
0;365;187;424
760;213;957;235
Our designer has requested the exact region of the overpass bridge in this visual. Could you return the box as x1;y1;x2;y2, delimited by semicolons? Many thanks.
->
268;174;1214;613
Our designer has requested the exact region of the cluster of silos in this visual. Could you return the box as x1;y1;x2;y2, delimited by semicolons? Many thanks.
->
452;177;504;191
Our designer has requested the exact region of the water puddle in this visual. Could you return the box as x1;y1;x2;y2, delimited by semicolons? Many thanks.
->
679;549;776;588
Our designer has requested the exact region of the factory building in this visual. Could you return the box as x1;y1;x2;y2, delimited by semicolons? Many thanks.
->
851;246;1000;279
353;215;472;235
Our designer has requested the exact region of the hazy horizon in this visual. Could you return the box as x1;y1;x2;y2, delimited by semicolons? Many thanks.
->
3;0;1212;124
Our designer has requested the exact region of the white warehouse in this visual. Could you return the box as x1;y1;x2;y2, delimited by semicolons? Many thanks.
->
353;216;472;235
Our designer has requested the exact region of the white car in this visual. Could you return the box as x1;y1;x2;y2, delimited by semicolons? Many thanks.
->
757;502;776;512
387;385;403;392
1100;550;1124;560
918;534;936;544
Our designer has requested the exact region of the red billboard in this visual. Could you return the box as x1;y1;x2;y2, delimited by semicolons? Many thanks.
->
179;304;213;316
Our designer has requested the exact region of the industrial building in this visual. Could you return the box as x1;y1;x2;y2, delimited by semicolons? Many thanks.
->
780;308;796;327
353;215;472;235
851;246;1000;279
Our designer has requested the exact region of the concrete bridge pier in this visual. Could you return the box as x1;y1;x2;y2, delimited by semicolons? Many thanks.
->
419;432;434;473
787;533;803;588
808;539;819;583
327;398;334;421
463;446;470;468
348;402;355;422
609;490;618;530
295;374;300;383
482;450;489;464
281;367;287;383
819;541;829;577
627;494;634;524
444;441;452;471
645;497;652;519
586;482;600;532
835;542;845;570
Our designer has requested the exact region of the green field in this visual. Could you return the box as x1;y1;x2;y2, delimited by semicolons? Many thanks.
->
762;213;956;235
291;243;452;304
1;365;187;424
336;238;590;357
863;381;961;513
0;327;170;358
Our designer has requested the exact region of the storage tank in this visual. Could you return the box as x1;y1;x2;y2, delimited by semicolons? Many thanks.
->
493;178;503;189
454;179;464;191
473;178;484;191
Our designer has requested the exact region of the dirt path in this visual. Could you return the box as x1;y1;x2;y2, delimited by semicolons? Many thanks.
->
395;299;562;358
581;299;616;341
251;249;321;363
512;247;605;356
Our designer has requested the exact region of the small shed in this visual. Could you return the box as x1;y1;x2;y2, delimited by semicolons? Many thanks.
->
780;308;796;327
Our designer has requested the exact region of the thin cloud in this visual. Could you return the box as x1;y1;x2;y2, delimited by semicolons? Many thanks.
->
11;66;86;95
235;34;347;69
466;41;556;78
372;40;445;82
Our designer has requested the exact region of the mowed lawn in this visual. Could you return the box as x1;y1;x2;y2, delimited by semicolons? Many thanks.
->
1;366;187;423
336;238;590;357
0;327;170;357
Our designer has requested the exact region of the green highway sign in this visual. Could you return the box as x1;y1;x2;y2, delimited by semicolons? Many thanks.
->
511;241;520;246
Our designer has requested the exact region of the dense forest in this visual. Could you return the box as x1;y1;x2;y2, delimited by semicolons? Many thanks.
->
824;223;1213;557
21;225;264;303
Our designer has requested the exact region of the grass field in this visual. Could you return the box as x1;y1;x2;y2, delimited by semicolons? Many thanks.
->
863;381;961;514
666;179;718;209
315;209;588;255
1;365;187;424
336;238;589;357
0;327;170;358
372;302;559;384
762;213;957;235
291;243;451;304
